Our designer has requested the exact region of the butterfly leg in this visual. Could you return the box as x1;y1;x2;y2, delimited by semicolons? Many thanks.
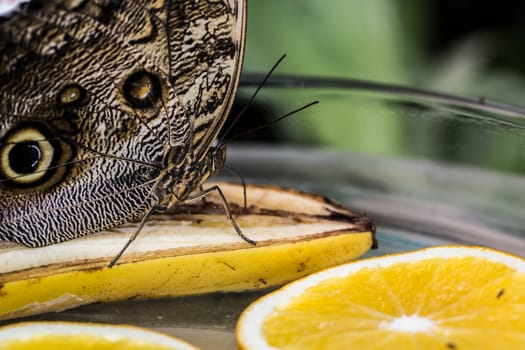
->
108;207;156;268
187;185;256;245
198;185;211;205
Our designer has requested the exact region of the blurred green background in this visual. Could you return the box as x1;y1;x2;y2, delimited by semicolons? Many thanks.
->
231;0;525;174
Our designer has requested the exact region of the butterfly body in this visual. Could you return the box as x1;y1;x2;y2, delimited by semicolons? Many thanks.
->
0;0;245;247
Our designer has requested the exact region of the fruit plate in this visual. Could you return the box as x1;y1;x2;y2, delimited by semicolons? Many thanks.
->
3;63;525;350
2;142;524;349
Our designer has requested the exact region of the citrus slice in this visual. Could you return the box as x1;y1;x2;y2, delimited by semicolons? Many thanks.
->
237;246;525;350
0;322;197;350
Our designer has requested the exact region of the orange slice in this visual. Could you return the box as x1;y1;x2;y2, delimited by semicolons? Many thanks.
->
237;246;525;350
0;322;198;350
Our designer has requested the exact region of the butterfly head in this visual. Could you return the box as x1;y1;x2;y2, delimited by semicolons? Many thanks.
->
158;144;226;205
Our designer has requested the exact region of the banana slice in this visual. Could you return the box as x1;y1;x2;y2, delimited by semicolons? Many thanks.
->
0;182;375;320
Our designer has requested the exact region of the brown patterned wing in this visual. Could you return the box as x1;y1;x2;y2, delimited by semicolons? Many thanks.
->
164;0;246;159
97;0;246;160
63;0;246;157
52;0;246;156
0;0;245;247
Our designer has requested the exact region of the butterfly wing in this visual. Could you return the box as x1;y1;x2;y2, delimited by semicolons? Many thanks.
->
0;0;245;246
165;0;246;159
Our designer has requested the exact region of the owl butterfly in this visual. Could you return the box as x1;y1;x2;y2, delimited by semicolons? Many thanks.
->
0;0;251;262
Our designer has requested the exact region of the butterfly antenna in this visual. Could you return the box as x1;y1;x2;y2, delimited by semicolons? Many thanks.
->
225;100;319;143
219;54;287;144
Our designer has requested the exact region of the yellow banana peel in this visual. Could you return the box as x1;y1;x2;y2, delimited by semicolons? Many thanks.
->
0;182;375;320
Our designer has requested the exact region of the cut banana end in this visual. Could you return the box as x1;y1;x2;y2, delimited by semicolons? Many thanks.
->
0;182;375;321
